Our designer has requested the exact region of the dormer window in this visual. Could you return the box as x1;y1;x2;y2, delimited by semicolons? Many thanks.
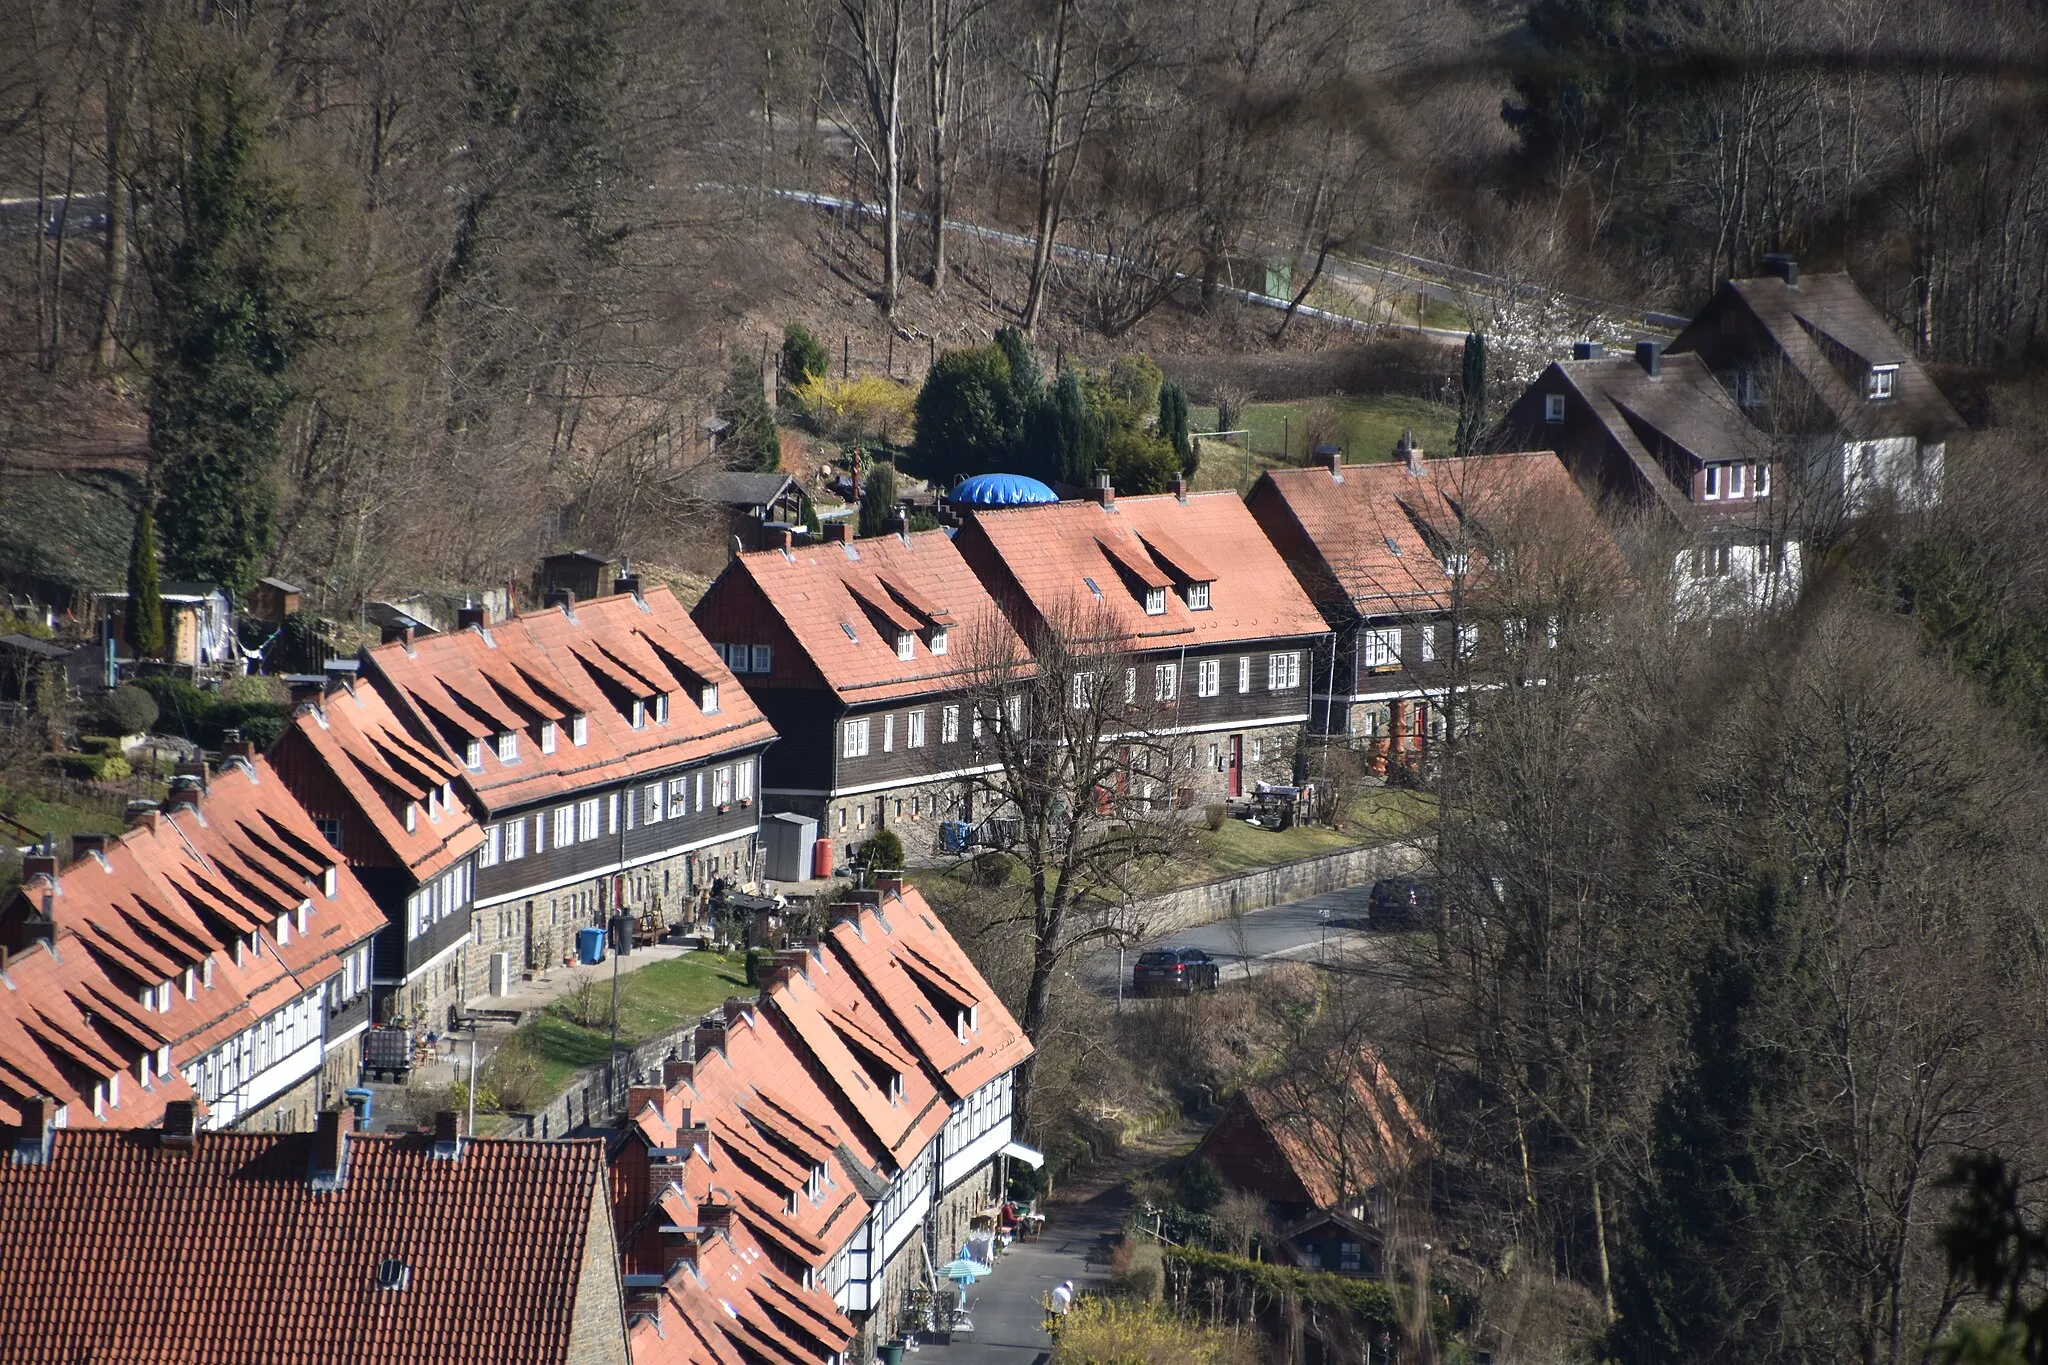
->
701;684;720;714
496;731;518;762
404;802;418;833
1185;581;1211;610
570;713;588;746
1868;365;1897;400
895;631;914;661
654;692;669;723
631;699;645;729
295;903;309;934
464;739;482;770
1144;587;1166;616
540;721;557;754
276;914;291;945
930;627;949;656
323;866;338;898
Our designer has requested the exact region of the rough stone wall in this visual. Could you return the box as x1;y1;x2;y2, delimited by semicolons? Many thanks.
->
1136;837;1426;938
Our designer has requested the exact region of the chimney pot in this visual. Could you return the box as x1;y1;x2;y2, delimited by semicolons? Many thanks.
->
1635;340;1663;378
822;522;851;544
1089;470;1116;506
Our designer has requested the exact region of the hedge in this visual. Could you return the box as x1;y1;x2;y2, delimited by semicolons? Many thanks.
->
131;675;290;751
1165;1246;1399;1328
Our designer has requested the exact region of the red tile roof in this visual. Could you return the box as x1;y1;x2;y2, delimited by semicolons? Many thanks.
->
1250;453;1609;620
0;756;387;1130
364;587;774;815
272;678;484;879
0;1127;621;1364
955;490;1327;649
704;529;1031;706
1201;1046;1430;1211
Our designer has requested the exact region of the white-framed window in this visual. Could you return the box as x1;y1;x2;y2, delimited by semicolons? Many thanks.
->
700;684;719;713
1124;668;1137;704
751;645;772;673
481;824;502;868
496;731;518;762
503;818;525;860
577;798;601;842
1419;626;1437;664
668;776;689;817
1703;464;1722;500
1459;623;1479;658
1006;693;1023;732
553;806;574;847
570;713;588;746
1728;462;1747;497
1363;628;1401;671
1869;366;1896;400
644;783;664;824
540;720;558;754
930;628;949;656
403;802;418;833
941;705;960;743
843;718;871;758
1186;581;1211;610
883;714;895;752
1154;663;1177;701
464;739;482;770
1267;652;1301;690
737;760;753;802
630;699;646;729
1755;462;1771;496
1143;587;1166;616
907;710;927;748
1196;659;1220;697
1070;673;1096;710
896;631;915;661
713;767;734;805
653;692;669;723
1238;657;1251;693
1693;543;1733;578
1544;393;1566;423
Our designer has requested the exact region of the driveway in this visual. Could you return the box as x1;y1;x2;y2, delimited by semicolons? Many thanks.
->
926;1189;1126;1365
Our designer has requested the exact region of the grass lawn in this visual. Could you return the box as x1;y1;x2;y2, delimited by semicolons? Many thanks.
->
510;951;751;1098
0;779;131;901
1189;394;1458;491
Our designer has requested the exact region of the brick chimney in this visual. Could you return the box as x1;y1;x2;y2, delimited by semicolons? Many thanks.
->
1313;447;1342;474
659;1223;700;1272
771;528;794;551
457;603;489;630
174;760;209;792
220;730;257;767
613;574;643;599
699;1201;734;1239
1169;474;1188;502
626;1085;667;1118
380;623;415;647
289;678;325;707
164;779;203;814
161;1100;197;1152
21;850;58;885
71;831;111;861
662;1050;694;1089
1088;470;1115;506
873;877;904;898
543;587;577;613
721;998;754;1028
822;521;851;544
692;1019;727;1060
311;1106;353;1186
827;902;864;930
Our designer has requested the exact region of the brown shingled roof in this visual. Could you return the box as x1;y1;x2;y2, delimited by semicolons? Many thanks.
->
0;1127;620;1364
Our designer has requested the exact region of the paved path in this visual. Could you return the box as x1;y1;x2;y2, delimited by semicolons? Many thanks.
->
930;1190;1127;1365
1078;882;1377;996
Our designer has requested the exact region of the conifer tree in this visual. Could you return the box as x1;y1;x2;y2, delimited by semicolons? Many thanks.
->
716;350;780;471
857;461;898;537
1453;331;1488;455
1158;382;1195;477
124;500;166;660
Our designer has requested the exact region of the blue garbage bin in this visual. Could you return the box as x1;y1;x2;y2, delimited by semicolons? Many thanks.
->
576;925;608;965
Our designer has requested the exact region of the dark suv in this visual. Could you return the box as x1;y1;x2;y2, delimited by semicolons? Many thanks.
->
1131;947;1221;996
1367;877;1438;929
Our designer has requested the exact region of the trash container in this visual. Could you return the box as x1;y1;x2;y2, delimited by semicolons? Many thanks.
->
576;925;608;966
811;838;834;879
878;1345;904;1365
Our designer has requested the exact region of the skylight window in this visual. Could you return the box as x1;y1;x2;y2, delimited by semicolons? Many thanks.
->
841;622;858;641
1082;577;1103;599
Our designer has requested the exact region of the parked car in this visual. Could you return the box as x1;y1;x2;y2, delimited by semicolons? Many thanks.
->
1367;877;1438;929
1132;947;1221;996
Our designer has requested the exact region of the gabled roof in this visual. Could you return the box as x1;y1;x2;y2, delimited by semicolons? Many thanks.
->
956;491;1327;648
701;471;800;509
1251;453;1605;620
274;680;484;881
1548;353;1765;519
0;1128;620;1364
0;757;387;1128
364;587;774;815
1199;1046;1429;1211
707;529;1030;706
1673;273;1963;440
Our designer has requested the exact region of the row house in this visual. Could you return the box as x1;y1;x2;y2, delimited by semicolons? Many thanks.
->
692;522;1032;865
270;674;488;1031
353;584;774;1000
1247;447;1604;761
0;1107;629;1364
952;477;1330;801
0;747;387;1135
612;881;1034;1363
1669;258;1963;518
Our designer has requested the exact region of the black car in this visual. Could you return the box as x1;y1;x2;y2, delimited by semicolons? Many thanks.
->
1131;947;1221;996
1367;877;1438;929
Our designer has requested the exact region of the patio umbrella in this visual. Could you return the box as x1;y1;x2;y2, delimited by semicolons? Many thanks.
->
939;1257;993;1282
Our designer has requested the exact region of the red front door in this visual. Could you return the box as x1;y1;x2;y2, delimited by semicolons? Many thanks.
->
1228;736;1243;797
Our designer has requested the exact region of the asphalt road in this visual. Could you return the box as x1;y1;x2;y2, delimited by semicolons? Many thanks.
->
1078;882;1378;996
